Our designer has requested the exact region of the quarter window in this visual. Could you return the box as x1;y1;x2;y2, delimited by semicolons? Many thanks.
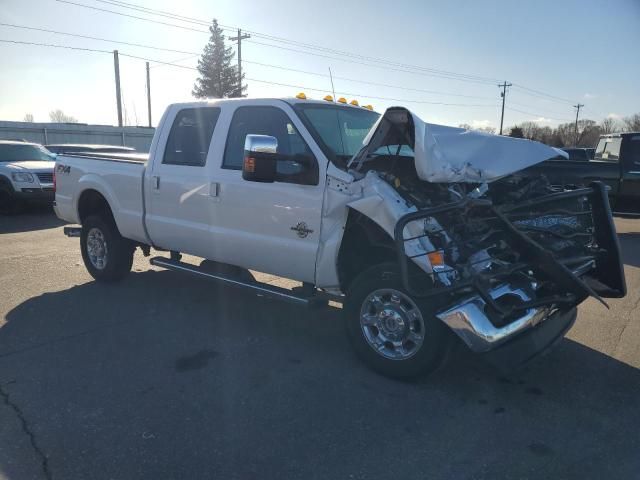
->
163;107;220;166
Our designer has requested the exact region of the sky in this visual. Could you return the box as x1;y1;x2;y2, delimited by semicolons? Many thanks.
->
1;0;639;130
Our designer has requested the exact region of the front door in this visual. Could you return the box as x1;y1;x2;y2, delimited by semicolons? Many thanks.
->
210;103;325;283
145;106;221;258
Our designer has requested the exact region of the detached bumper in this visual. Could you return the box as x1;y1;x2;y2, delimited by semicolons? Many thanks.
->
481;307;577;371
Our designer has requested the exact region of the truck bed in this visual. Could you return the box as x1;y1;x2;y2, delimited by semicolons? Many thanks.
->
54;152;148;244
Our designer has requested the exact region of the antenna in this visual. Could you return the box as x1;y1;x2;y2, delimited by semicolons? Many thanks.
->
328;67;336;102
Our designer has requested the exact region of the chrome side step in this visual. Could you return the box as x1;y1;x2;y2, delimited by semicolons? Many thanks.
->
150;256;328;308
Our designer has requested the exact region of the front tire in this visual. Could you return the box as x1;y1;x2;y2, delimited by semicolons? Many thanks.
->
345;263;453;379
80;215;134;282
0;185;19;215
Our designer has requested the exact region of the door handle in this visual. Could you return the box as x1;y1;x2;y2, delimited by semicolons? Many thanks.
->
152;176;160;190
209;182;219;197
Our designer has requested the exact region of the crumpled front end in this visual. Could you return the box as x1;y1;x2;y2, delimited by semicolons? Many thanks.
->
393;178;625;355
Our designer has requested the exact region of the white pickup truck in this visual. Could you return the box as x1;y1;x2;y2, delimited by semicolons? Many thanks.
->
54;97;626;378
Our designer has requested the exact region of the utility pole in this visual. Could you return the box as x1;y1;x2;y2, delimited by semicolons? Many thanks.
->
498;81;512;135
573;103;584;146
230;29;250;96
113;50;123;127
146;61;152;127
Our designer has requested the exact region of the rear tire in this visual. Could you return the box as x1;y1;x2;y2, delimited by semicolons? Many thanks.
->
80;215;134;282
345;263;453;379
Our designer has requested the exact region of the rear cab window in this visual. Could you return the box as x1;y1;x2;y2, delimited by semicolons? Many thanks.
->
595;137;622;162
163;107;221;167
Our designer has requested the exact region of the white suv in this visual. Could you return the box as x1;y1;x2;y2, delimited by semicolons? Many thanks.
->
0;141;56;214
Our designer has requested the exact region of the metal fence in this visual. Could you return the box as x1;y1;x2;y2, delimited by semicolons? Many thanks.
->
0;121;155;152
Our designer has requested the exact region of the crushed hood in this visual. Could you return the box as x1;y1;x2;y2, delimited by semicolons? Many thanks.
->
352;107;567;183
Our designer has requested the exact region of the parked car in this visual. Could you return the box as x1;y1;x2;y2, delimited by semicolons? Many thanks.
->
0;140;56;214
531;132;640;211
45;144;136;155
54;98;626;378
562;147;596;161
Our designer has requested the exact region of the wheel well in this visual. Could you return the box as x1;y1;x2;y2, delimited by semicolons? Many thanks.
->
77;189;115;225
337;209;397;292
0;175;13;191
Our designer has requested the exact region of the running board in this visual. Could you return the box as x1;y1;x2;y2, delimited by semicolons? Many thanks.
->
149;257;328;308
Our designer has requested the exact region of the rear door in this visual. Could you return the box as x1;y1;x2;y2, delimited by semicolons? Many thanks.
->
145;106;221;257
207;101;326;283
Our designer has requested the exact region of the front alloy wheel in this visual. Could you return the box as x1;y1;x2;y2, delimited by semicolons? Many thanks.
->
360;289;425;360
345;263;452;379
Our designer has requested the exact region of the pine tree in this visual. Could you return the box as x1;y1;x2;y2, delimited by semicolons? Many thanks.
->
192;19;246;98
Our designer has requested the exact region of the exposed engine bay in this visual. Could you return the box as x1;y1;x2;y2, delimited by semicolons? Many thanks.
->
344;150;625;353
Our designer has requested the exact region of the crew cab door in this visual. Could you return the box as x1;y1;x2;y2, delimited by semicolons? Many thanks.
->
619;135;640;200
209;102;325;283
144;106;221;257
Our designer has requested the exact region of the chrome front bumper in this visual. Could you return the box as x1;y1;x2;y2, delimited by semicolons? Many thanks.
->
436;283;554;353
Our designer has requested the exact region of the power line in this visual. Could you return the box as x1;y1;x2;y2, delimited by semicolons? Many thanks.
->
505;106;573;122
244;39;497;85
56;0;210;34
86;0;502;84
511;84;576;105
0;38;111;54
1;38;498;108
55;0;500;86
0;22;496;100
0;22;200;55
243;60;494;100
56;0;579;105
508;99;577;117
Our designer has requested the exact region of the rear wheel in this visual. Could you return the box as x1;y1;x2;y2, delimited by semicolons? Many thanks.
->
345;263;453;379
80;215;134;282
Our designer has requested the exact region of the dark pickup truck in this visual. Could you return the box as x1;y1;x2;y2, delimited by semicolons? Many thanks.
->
528;132;640;211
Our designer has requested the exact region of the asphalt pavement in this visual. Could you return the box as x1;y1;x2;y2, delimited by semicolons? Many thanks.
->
1;209;639;480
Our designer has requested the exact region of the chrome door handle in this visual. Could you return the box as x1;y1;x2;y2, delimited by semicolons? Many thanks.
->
152;176;160;189
209;182;219;197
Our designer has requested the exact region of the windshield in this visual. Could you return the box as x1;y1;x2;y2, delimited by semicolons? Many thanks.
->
294;104;380;163
595;137;622;162
0;144;55;162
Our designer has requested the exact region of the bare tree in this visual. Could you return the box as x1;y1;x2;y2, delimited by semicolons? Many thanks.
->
623;114;640;132
23;113;34;122
49;109;78;123
458;124;495;134
600;117;619;134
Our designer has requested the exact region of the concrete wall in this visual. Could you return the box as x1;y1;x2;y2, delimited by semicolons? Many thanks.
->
0;121;155;152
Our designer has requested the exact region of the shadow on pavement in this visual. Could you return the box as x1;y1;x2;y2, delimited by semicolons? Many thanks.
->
0;207;66;234
1;270;639;479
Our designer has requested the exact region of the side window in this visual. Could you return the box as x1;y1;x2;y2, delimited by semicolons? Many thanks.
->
629;137;640;168
223;106;318;184
163;107;220;166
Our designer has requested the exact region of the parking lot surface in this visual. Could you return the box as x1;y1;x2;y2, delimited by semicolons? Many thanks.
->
1;210;639;480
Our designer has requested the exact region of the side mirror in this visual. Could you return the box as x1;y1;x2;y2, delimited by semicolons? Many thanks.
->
242;134;278;183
